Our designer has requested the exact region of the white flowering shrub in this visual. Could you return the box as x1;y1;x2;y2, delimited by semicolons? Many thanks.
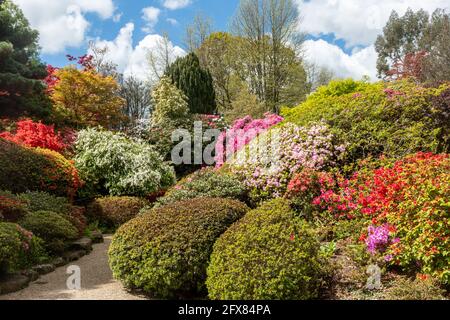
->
74;128;176;197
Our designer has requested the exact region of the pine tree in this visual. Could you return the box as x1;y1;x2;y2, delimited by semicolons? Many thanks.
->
0;0;51;118
165;52;217;114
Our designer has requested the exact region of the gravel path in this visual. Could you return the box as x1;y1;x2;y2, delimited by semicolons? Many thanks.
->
0;235;147;300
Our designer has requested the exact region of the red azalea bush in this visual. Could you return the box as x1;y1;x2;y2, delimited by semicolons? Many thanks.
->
313;153;450;283
0;119;68;153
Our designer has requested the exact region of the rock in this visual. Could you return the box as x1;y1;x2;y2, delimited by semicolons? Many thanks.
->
70;237;93;252
52;257;66;268
63;250;86;262
23;269;39;282
90;230;104;244
32;264;55;275
0;274;30;295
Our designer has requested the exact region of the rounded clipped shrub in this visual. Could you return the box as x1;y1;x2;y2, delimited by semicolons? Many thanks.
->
206;199;325;300
19;211;78;254
0;139;80;198
155;168;247;207
0;223;46;273
18;191;71;214
86;196;149;227
109;198;249;298
0;191;29;222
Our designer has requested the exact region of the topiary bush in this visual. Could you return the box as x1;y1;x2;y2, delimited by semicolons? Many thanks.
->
206;198;325;300
281;79;450;166
0;223;46;274
0;191;29;222
86;196;149;228
155;168;247;207
74;128;176;198
19;211;78;254
109;198;249;299
0;139;80;198
18;191;71;214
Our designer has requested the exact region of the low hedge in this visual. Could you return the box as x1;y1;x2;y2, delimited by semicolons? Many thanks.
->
109;198;249;298
0;139;80;198
86;196;149;227
206;199;325;300
19;211;78;254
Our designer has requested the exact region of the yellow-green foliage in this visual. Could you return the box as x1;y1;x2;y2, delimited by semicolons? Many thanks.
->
109;198;249;299
282;79;450;166
206;199;325;300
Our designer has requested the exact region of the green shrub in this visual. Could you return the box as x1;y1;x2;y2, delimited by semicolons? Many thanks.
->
282;79;450;166
0;190;29;222
86;196;149;227
0;139;80;197
206;199;325;300
74;128;176;198
109;198;249;298
155;168;247;207
0;223;46;273
18;191;71;214
19;211;78;254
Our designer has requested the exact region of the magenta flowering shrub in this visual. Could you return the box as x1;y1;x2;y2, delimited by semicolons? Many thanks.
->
215;113;283;167
364;224;399;260
229;122;346;202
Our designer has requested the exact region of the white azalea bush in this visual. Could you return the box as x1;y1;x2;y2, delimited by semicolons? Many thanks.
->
74;128;176;197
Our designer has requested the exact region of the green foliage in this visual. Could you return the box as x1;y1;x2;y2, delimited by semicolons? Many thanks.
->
0;222;47;273
86;196;149;228
0;0;51;118
109;198;249;298
19;211;78;254
282;79;450;165
18;191;71;214
165;52;217;114
74;128;176;198
155;168;247;207
206;199;325;300
0;139;80;197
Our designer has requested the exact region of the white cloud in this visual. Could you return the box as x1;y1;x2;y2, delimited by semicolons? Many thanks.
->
12;0;115;54
303;39;378;80
162;0;192;10
297;0;450;47
142;7;161;33
91;23;186;81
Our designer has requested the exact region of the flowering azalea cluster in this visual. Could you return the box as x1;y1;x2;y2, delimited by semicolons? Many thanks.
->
215;113;284;167
313;152;450;283
362;224;399;260
230;122;346;202
0;119;68;153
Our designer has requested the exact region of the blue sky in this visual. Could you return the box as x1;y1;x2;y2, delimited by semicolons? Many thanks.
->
12;0;450;80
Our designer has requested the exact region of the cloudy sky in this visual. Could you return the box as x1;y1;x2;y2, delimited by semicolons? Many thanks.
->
12;0;450;81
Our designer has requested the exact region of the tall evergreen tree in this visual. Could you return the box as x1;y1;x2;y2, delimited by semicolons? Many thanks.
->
0;0;50;118
165;52;217;114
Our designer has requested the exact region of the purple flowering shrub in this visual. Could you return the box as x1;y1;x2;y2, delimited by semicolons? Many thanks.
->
365;224;400;262
228;122;346;203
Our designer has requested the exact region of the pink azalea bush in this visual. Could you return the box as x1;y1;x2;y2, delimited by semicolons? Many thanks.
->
229;122;346;202
214;113;283;167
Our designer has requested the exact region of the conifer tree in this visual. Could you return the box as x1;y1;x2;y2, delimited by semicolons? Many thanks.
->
165;52;217;114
